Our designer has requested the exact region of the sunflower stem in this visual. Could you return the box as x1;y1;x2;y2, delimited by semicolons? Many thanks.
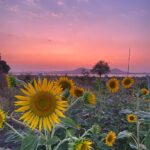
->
136;97;140;150
67;97;81;111
130;134;138;148
5;122;24;138
6;115;43;135
54;137;77;150
81;128;92;138
45;130;52;150
50;126;55;138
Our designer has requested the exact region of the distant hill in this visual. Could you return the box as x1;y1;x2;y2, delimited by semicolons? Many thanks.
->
12;68;149;76
50;67;90;74
49;67;125;75
110;68;126;74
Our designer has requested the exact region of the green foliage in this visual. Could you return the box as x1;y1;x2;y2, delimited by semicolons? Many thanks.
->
0;76;150;150
20;135;39;150
144;131;150;150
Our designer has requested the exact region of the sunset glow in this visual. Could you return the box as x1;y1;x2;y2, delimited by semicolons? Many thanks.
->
0;0;150;72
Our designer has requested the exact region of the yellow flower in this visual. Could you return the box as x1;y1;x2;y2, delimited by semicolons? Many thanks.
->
75;139;93;150
14;78;68;131
55;77;75;91
0;109;6;129
83;92;96;106
107;78;119;93
127;114;137;123
105;131;116;147
71;87;84;98
121;77;134;89
140;88;149;96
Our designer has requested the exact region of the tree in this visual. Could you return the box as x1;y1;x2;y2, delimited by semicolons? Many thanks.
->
0;60;10;74
91;60;110;77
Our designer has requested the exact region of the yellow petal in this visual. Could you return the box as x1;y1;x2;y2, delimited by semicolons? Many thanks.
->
34;79;40;91
39;118;43;131
49;116;54;127
43;117;47;130
42;78;48;90
19;111;31;120
55;109;65;118
51;113;60;124
25;114;35;125
45;117;51;131
32;116;39;129
15;106;30;112
15;100;29;106
15;95;29;101
21;89;32;96
23;112;33;123
28;83;36;94
30;115;38;130
56;105;66;111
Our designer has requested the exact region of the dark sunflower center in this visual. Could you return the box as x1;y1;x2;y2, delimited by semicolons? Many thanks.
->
30;91;57;117
0;115;2;123
74;89;83;97
130;116;134;121
142;90;147;95
109;82;116;89
60;81;71;90
36;98;49;110
124;79;131;85
107;135;113;142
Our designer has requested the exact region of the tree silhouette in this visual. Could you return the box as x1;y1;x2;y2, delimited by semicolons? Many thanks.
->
91;60;110;77
0;60;10;74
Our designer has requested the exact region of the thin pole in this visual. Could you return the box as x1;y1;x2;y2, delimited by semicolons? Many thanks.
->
147;75;150;90
127;48;131;75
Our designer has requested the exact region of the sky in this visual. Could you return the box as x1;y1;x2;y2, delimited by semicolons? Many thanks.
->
0;0;150;72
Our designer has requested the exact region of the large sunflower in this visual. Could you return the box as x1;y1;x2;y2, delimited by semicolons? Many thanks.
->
55;77;75;91
107;78;119;93
127;114;137;123
74;139;93;150
83;92;96;106
71;87;84;98
0;109;6;129
140;88;149;96
105;131;116;147
121;77;134;89
15;78;68;131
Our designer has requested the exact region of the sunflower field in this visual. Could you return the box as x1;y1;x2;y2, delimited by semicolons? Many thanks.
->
0;75;150;150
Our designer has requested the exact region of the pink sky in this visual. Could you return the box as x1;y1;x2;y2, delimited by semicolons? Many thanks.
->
0;0;150;72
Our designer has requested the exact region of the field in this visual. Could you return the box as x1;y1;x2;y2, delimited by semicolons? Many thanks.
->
0;75;150;150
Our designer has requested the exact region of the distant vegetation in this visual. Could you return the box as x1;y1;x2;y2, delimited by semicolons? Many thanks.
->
91;60;110;77
0;60;10;74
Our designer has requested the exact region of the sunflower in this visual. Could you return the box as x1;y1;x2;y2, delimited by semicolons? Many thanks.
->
15;78;68;131
71;87;84;98
140;88;149;96
105;131;116;147
55;77;75;91
107;78;119;93
74;139;93;150
127;114;137;123
0;109;6;129
83;92;96;106
121;77;134;89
